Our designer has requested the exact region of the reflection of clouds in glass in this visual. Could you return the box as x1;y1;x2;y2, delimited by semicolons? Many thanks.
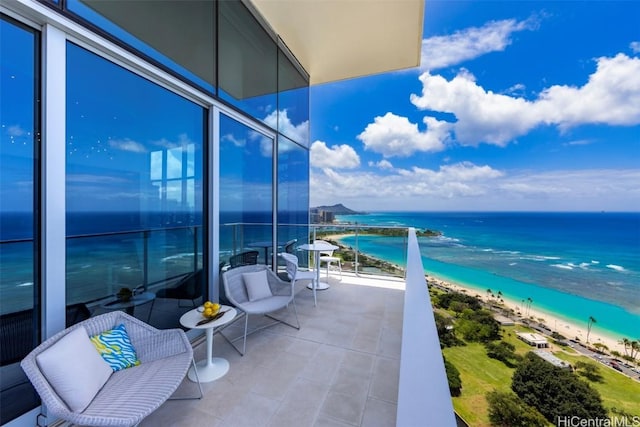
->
152;133;195;149
220;177;272;210
67;173;130;184
150;134;197;180
222;133;246;147
109;138;146;153
7;124;28;137
247;129;273;157
263;109;309;144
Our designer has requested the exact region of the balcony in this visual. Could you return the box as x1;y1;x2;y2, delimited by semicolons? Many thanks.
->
138;228;455;426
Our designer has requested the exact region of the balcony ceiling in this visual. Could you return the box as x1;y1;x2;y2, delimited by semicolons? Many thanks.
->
251;0;425;85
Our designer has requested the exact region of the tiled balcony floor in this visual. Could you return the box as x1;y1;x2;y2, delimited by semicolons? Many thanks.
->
140;271;405;427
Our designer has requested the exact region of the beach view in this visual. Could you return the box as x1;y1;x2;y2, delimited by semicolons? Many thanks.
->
333;211;639;350
311;208;640;425
2;0;639;425
307;1;640;422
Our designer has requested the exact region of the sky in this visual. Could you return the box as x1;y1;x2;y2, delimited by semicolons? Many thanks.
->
308;1;640;212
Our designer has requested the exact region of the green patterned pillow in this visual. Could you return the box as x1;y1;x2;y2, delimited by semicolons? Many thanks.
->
90;323;140;371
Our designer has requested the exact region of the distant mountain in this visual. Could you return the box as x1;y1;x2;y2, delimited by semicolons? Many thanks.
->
312;203;363;215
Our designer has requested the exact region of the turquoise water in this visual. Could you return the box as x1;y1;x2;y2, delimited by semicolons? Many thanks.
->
337;212;640;341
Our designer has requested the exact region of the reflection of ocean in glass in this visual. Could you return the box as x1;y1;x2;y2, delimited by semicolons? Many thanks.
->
1;210;308;313
1;211;203;314
338;212;640;339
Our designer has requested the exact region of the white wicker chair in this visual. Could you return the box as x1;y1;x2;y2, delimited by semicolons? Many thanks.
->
280;252;318;306
21;311;200;427
221;264;299;355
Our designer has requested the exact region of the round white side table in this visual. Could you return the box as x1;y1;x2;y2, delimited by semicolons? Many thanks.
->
179;305;236;382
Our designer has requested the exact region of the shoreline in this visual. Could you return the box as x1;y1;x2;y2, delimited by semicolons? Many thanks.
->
323;232;627;356
427;275;626;356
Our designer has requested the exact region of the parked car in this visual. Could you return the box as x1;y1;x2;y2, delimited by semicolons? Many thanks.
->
610;361;623;372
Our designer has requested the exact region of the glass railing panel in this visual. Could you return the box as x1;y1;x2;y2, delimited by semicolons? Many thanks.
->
0;240;36;315
65;226;203;328
311;224;409;278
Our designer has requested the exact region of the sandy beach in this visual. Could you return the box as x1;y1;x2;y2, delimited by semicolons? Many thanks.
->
428;276;626;356
321;232;627;356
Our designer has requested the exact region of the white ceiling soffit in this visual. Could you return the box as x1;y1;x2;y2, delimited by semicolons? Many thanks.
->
251;0;425;85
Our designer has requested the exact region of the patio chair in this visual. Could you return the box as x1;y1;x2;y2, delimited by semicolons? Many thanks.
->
280;252;319;306
221;264;299;355
314;239;342;279
151;269;204;314
283;238;297;254
21;311;200;427
229;250;260;268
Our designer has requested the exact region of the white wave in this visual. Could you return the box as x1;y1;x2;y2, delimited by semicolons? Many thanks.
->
436;235;460;243
17;282;33;287
578;262;592;269
509;262;517;266
591;260;600;265
521;255;561;262
606;264;626;272
552;264;573;270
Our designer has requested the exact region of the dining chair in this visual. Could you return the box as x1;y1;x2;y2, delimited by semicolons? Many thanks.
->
313;239;342;280
229;250;260;268
280;252;319;306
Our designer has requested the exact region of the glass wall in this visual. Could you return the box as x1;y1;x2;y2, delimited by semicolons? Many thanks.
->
66;43;205;329
0;15;41;425
219;114;274;271
67;0;216;92
218;0;277;125
278;135;309;261
278;49;309;147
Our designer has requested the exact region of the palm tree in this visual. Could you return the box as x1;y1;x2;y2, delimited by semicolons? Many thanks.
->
586;316;597;344
631;340;640;360
526;297;533;317
620;337;631;356
486;288;493;301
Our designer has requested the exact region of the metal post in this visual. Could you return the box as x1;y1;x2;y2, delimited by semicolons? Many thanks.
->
354;223;359;276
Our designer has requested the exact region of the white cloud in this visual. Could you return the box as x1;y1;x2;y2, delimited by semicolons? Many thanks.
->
7;125;27;137
402;53;640;150
357;112;450;157
221;133;245;147
537;53;640;130
311;161;503;203
263;109;309;145
368;159;394;170
109;138;146;153
631;41;640;53
421;17;539;71
311;141;360;169
311;165;640;212
565;139;595;146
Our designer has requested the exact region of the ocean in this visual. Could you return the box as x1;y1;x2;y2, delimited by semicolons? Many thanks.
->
336;212;640;341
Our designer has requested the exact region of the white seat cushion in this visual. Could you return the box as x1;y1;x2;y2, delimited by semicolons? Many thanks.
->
36;326;112;412
243;270;273;301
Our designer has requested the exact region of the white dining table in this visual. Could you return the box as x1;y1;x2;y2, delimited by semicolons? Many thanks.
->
298;242;339;291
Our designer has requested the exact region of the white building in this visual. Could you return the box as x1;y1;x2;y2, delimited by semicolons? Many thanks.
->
517;332;550;348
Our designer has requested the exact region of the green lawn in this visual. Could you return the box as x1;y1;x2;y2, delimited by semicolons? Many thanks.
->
554;352;640;416
442;342;515;426
441;325;640;426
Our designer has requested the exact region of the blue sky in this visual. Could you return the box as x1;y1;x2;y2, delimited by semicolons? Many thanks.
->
309;1;640;212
